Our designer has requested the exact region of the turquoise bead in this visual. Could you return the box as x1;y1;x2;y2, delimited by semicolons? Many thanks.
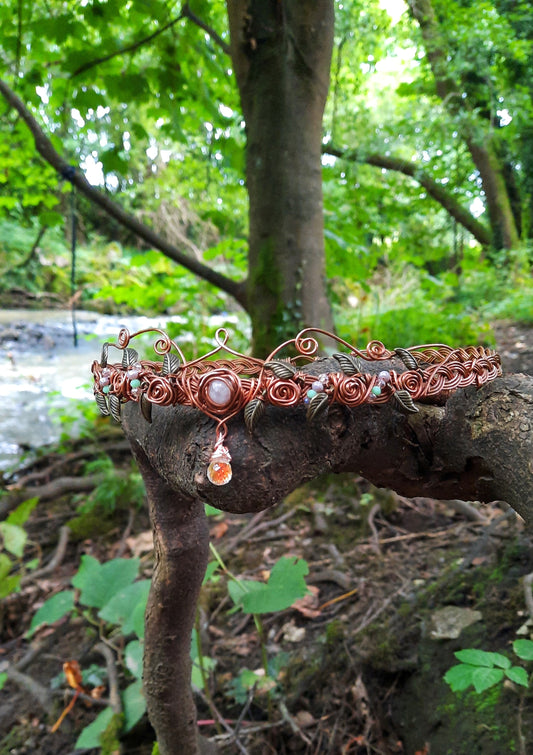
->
102;385;110;394
130;378;141;389
371;385;382;396
307;389;317;399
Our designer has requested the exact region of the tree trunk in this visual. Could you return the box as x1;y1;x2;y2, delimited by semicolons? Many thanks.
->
121;370;533;753
128;439;214;755
407;0;520;252
227;0;335;354
466;137;520;252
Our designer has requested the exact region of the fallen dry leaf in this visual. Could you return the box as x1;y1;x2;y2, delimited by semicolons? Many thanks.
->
293;585;320;618
126;530;153;556
210;521;229;539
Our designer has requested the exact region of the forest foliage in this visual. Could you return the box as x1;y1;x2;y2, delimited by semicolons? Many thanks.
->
1;3;533;753
0;0;532;349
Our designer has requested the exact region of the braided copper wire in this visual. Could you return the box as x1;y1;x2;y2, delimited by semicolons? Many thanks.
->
91;327;502;423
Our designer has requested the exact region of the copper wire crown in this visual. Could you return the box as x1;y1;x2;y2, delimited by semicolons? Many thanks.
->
91;327;502;486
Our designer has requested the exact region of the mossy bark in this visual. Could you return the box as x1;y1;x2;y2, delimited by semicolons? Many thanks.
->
407;0;521;253
227;0;335;354
121;371;533;753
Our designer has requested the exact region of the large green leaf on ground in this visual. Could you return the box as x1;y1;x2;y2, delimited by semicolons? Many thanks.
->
98;579;151;637
27;590;75;636
228;556;309;615
72;555;140;609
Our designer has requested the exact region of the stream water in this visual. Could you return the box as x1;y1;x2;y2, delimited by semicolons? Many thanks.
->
0;309;203;472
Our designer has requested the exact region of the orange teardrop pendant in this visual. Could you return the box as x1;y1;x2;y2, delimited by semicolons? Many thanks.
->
207;446;232;486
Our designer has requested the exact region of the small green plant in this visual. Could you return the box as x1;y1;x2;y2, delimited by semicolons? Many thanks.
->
0;497;39;599
207;545;309;706
80;457;146;515
444;641;533;694
28;554;149;749
29;544;310;749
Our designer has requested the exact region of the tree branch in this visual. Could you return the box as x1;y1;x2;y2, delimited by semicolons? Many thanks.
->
119;365;531;754
181;2;231;56
0;79;247;307
324;145;492;247
121;369;533;525
70;11;187;78
129;440;215;755
406;0;519;249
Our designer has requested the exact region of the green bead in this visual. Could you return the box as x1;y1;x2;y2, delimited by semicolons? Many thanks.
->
102;385;110;394
130;378;141;389
307;389;317;399
371;385;382;396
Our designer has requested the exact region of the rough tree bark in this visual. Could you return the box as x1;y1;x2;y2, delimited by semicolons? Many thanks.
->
227;0;335;354
119;367;533;755
407;0;521;251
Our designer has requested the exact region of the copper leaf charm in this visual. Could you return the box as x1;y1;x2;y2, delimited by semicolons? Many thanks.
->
393;389;419;413
161;352;181;376
244;398;265;432
100;342;109;368
108;394;122;422
264;360;297;379
95;392;110;416
394;348;419;370
306;391;329;422
140;393;153;423
332;352;361;375
122;347;139;369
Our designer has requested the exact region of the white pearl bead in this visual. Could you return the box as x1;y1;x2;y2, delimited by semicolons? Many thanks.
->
207;378;232;406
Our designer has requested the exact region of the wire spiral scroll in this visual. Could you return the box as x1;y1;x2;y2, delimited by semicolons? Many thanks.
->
91;327;502;485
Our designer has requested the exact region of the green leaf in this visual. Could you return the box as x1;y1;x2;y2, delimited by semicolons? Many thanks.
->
75;706;115;749
0;574;20;600
513;639;533;661
72;555;139;609
202;561;219;585
123;679;146;731
125;640;143;680
228;557;309;614
444;663;475;692
505;666;529;688
191;653;216;691
27;590;75;636
38;210;63;227
0;553;13;581
0;523;27;558
0;672;7;689
190;628;216;690
98;579;150;637
454;649;510;668
6;498;39;527
471;666;504;693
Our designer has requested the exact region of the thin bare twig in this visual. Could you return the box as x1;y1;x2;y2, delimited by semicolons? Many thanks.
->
115;508;136;558
181;2;231;55
70;11;186;77
196;689;249;755
523;573;533;623
352;582;410;637
0;661;54;714
223;509;296;552
278;699;312;746
94;643;121;714
21;525;70;586
367;503;381;555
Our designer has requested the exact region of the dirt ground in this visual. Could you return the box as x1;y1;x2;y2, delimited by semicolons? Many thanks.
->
1;322;532;755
